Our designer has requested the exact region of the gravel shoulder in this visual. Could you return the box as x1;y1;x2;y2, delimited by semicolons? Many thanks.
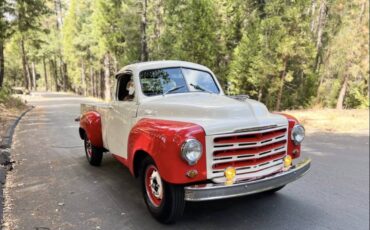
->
0;96;30;224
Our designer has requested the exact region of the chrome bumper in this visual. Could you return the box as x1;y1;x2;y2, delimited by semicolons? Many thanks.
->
184;158;311;201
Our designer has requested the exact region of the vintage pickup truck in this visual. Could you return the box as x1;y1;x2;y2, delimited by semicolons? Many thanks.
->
78;61;311;223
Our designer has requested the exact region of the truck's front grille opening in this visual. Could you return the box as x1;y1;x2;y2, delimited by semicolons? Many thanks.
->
209;126;288;181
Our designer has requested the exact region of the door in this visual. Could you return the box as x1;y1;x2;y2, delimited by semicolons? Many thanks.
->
106;73;138;158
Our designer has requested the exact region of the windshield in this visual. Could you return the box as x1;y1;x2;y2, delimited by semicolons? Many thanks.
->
140;67;220;96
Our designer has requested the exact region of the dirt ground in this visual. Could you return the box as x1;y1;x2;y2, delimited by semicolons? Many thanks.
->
0;97;28;144
285;109;369;134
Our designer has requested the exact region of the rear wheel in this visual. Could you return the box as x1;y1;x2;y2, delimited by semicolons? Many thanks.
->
140;157;185;224
84;134;103;166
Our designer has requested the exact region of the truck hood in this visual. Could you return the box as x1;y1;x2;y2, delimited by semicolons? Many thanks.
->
137;93;288;135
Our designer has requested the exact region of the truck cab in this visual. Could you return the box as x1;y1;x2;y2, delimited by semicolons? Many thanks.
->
78;61;311;224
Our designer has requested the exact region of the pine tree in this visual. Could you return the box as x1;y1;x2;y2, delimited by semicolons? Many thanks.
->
160;0;220;71
0;0;14;88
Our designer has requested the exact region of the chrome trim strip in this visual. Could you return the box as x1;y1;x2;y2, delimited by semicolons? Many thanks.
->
185;158;311;201
233;125;278;133
216;125;287;137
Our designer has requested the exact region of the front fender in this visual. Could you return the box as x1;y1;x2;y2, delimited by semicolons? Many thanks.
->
275;113;301;159
128;118;207;184
79;111;103;148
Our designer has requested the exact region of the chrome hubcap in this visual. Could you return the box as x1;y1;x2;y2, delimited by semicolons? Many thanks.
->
149;170;163;199
86;139;92;158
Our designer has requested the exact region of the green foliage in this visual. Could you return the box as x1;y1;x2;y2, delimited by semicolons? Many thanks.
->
228;0;317;110
317;0;369;109
1;0;369;110
160;0;220;70
0;84;25;108
0;84;11;103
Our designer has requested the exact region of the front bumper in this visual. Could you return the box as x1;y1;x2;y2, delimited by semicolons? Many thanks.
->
184;158;311;201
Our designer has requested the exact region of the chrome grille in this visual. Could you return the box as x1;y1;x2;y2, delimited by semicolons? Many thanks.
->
209;125;288;182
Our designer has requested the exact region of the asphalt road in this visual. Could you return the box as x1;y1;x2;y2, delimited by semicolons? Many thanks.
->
4;92;369;230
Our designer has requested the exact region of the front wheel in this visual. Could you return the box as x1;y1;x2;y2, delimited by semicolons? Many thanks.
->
140;157;185;224
84;134;103;166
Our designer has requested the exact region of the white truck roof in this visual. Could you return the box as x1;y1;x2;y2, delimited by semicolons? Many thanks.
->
116;60;212;76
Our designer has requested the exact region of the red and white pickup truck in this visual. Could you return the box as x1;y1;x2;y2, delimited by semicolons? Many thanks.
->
78;61;311;223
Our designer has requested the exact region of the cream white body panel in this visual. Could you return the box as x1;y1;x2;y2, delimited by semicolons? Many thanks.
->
137;93;288;135
106;101;138;158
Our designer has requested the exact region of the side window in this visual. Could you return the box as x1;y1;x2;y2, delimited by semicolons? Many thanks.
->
117;74;135;101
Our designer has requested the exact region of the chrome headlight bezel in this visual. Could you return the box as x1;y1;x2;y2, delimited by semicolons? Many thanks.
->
181;139;203;165
291;124;305;145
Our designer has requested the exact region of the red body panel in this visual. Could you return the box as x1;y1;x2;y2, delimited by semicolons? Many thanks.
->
127;119;207;184
80;111;103;148
276;113;301;159
112;154;129;167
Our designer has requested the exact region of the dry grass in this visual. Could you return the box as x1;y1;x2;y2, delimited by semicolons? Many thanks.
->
284;109;369;134
0;95;28;139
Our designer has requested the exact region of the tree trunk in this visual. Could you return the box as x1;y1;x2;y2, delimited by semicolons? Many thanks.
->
54;0;63;30
316;0;327;50
20;38;31;90
59;58;65;91
58;60;68;92
310;0;317;32
43;57;49;91
96;70;101;98
100;68;104;99
275;59;288;111
0;41;4;88
258;86;263;102
313;0;328;72
81;61;86;96
51;58;59;91
90;66;95;97
140;0;149;61
103;53;111;100
31;62;37;91
153;0;163;56
336;75;349;110
49;60;55;91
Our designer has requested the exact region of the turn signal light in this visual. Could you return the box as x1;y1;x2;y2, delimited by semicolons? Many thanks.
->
186;170;198;178
225;167;236;185
284;155;292;168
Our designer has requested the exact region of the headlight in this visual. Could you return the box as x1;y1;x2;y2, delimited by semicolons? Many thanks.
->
181;139;202;165
291;124;305;145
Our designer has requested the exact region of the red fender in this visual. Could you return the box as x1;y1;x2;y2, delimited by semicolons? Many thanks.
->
275;113;301;159
127;118;207;184
79;111;103;148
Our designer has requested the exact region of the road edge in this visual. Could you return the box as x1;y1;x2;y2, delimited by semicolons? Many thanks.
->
0;106;34;149
0;106;34;226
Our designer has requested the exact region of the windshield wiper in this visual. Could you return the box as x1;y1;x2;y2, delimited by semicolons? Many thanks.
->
163;85;185;96
190;83;213;94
